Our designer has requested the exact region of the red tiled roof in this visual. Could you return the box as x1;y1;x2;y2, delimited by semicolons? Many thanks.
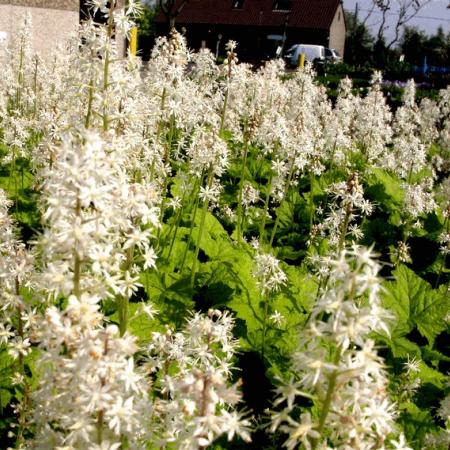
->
170;0;341;30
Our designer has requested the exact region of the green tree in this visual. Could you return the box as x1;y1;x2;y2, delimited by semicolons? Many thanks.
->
401;26;450;67
135;2;158;60
400;27;426;66
344;9;375;66
424;26;449;66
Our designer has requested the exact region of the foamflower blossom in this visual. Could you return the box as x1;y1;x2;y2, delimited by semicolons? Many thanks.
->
144;309;251;448
271;246;401;450
253;252;287;295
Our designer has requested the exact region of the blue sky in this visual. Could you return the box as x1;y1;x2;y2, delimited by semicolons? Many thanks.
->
342;0;450;39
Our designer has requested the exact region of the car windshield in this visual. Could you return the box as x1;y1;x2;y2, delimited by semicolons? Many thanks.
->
286;45;298;53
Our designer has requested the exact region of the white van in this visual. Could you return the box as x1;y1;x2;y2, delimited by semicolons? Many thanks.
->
284;44;325;67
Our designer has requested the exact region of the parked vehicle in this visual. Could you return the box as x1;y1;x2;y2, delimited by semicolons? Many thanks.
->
284;44;325;67
325;47;341;63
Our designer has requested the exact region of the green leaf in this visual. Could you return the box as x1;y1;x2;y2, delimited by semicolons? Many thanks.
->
365;168;404;225
191;211;232;260
0;348;13;409
416;360;447;388
382;265;450;345
377;335;421;358
421;347;450;365
398;402;437;450
114;302;157;343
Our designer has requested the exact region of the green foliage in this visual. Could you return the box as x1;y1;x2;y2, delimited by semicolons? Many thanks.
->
382;265;449;346
398;402;437;449
0;146;40;242
135;4;159;60
401;25;450;67
377;265;450;449
344;10;375;67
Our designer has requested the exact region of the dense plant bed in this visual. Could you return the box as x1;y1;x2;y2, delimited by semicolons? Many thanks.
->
0;3;449;450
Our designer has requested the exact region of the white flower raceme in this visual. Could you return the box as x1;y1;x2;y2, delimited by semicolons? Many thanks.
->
384;80;427;177
0;15;41;164
187;127;229;178
37;131;158;300
0;188;37;444
32;315;151;448
353;72;392;165
271;246;401;450
313;172;372;251
402;181;437;219
253;252;287;295
323;76;358;165
0;189;35;338
145;309;250;449
29;128;157;447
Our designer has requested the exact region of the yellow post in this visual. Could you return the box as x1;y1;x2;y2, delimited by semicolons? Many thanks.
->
298;52;305;68
129;27;138;56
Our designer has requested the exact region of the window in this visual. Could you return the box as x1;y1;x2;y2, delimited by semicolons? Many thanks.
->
272;0;292;11
232;0;245;9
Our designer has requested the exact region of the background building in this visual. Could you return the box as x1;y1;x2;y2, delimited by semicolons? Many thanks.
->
0;0;79;57
155;0;346;61
0;0;126;57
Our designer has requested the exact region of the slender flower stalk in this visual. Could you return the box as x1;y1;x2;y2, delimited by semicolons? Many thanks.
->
144;309;251;448
253;252;287;355
191;170;214;286
0;189;35;446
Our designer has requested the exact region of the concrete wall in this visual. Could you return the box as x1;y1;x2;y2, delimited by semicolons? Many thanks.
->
328;2;346;57
0;1;79;58
0;0;78;10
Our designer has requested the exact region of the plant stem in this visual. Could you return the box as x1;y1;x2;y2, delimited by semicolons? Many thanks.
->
236;134;249;243
190;171;213;287
261;292;270;358
73;196;82;299
309;172;315;235
435;215;449;289
220;90;229;134
118;244;135;336
14;277;28;447
165;187;189;261
259;174;273;246
32;56;39;119
96;410;104;444
179;177;202;274
85;63;95;129
101;1;115;132
269;164;295;247
16;36;24;107
337;202;352;255
311;348;342;450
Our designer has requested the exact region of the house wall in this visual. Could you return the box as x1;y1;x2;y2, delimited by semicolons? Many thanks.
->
0;1;79;58
0;1;128;58
0;0;78;9
328;2;345;57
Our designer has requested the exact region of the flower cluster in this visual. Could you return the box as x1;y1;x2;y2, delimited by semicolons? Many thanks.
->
145;309;251;449
253;252;287;295
271;246;399;450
